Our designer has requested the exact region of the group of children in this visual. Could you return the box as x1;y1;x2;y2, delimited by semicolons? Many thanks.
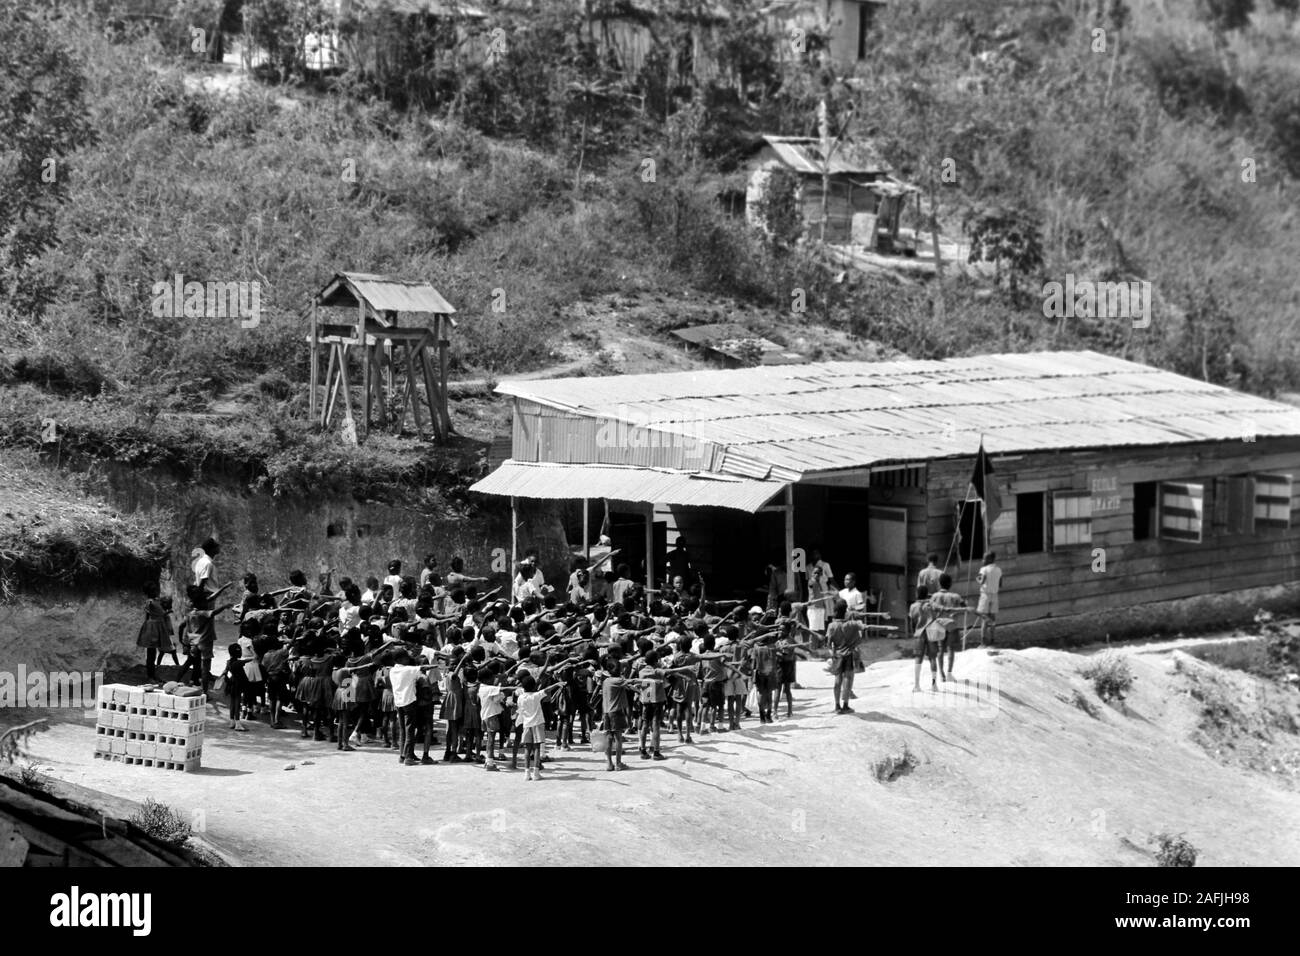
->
906;550;999;691
137;552;815;776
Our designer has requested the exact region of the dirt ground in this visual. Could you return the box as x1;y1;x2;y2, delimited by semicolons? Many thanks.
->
9;640;1300;867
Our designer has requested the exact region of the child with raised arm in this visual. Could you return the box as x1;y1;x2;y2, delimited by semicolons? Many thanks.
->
600;658;633;771
513;672;550;780
478;666;509;772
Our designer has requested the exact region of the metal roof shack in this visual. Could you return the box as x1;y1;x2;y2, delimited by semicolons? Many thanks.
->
474;350;1300;644
308;272;457;441
756;135;891;177
490;351;1300;482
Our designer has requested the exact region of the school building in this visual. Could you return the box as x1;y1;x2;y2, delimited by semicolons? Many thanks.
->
470;351;1300;644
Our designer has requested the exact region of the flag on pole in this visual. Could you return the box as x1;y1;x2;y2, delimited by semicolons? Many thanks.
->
967;440;1002;527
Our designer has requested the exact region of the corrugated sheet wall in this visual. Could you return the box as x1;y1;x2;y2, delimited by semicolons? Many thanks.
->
512;400;723;472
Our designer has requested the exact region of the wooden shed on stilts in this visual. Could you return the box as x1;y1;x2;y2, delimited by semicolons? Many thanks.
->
307;272;457;442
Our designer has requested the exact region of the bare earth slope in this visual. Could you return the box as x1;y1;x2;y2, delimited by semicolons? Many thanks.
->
15;646;1300;866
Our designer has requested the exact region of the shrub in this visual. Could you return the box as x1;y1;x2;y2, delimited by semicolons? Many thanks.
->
19;760;44;789
7;351;110;396
1081;652;1135;702
130;798;192;847
1137;36;1249;124
1151;831;1199;867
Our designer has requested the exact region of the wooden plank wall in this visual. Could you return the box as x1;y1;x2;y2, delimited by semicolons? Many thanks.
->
924;438;1300;626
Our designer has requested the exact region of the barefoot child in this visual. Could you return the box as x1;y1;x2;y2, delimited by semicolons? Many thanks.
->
439;646;466;761
221;642;250;731
513;673;549;780
599;659;633;771
478;667;509;771
910;585;941;692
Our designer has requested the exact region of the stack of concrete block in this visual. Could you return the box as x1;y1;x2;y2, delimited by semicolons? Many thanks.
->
93;684;205;772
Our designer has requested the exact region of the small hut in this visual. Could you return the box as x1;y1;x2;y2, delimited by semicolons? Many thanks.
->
745;135;917;250
308;272;457;442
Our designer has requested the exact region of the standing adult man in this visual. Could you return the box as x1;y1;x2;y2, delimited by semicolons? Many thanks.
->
917;553;943;597
976;550;1002;647
611;563;634;606
191;537;220;589
826;599;864;714
512;554;545;603
807;548;836;642
838;572;869;621
666;537;693;584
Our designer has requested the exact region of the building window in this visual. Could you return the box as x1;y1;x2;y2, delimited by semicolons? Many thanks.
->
1016;491;1044;554
1255;473;1293;529
1212;476;1254;536
857;2;882;60
1159;481;1204;542
1051;491;1092;548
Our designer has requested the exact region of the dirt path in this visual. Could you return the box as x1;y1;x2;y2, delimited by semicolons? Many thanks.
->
15;642;1300;867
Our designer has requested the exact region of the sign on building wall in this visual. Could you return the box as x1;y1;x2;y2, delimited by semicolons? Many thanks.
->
1090;475;1121;514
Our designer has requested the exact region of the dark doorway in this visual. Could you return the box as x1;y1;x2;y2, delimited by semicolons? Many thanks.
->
824;487;871;594
1134;481;1157;540
1016;492;1044;554
609;512;666;586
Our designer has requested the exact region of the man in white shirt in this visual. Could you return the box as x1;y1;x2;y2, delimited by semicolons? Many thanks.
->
513;556;545;603
807;549;835;636
838;572;868;621
191;538;220;589
976;550;1003;647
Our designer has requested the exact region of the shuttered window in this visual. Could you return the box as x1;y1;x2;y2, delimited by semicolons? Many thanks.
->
1255;473;1293;529
1051;492;1092;549
1212;476;1254;536
1160;482;1204;543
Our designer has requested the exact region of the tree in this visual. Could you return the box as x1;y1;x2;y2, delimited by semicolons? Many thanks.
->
963;204;1044;300
0;2;94;322
1198;0;1256;33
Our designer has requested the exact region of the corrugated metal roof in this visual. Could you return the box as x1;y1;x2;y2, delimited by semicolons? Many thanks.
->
316;272;456;315
495;351;1300;480
760;136;891;176
470;461;786;512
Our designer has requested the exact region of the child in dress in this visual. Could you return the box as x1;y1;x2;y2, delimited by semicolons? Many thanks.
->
460;665;483;763
513;673;549;781
137;580;173;682
375;663;398;748
439;647;466;762
221;642;250;731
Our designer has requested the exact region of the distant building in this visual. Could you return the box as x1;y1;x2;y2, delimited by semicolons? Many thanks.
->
762;0;888;68
746;135;918;248
473;351;1300;643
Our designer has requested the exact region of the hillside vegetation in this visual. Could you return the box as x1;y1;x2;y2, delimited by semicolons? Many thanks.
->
3;0;1300;501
